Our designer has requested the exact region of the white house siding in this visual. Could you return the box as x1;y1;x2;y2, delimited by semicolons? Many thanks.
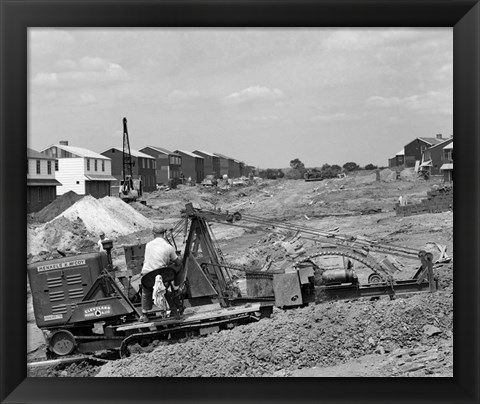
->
56;159;86;195
84;157;112;176
27;159;56;180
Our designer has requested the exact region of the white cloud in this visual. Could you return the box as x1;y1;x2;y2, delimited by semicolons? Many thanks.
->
322;29;431;52
32;73;59;87
224;86;284;105
32;57;129;88
365;91;452;115
310;112;353;123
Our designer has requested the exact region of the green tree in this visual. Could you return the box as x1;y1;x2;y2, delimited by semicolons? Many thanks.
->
343;162;360;172
364;163;378;170
290;158;305;170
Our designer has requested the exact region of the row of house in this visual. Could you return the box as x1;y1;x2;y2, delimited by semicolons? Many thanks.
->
27;140;251;213
388;134;453;182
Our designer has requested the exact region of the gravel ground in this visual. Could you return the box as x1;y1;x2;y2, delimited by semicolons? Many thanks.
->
96;264;452;377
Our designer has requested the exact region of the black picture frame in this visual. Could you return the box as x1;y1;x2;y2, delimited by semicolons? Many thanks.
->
1;1;479;403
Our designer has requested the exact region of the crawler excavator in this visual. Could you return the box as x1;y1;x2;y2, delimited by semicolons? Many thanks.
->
27;203;443;363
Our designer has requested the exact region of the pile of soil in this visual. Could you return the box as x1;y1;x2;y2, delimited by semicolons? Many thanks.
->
96;263;452;377
27;195;153;259
34;191;83;223
59;195;153;236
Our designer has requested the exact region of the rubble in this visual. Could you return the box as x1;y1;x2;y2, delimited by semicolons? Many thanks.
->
395;184;453;217
97;264;453;377
33;191;83;223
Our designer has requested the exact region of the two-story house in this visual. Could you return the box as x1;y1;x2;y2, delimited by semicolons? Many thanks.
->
404;134;445;168
388;149;405;168
440;142;453;182
192;150;220;179
27;147;62;213
174;150;204;184
213;153;235;178
419;137;453;176
140;146;182;186
101;147;157;193
41;141;116;198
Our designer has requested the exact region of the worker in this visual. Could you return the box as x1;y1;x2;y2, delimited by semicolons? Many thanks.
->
139;225;184;322
97;232;106;252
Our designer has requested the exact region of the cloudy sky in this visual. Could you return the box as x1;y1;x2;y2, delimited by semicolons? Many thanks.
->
28;28;452;168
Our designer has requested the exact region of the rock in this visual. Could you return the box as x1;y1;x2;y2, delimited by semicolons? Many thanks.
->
423;325;442;337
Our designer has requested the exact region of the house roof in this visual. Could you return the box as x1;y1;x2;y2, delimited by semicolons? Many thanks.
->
144;146;180;156
213;152;234;160
443;142;453;150
104;147;155;159
27;147;54;160
174;150;204;159
396;149;405;156
440;163;453;170
416;137;444;146
424;138;453;151
84;174;118;181
43;144;109;160
193;150;216;157
27;178;62;186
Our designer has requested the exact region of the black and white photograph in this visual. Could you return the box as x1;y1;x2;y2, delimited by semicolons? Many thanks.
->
26;27;454;378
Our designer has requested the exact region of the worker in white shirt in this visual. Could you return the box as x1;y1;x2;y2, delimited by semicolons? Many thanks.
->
97;232;106;252
139;225;184;322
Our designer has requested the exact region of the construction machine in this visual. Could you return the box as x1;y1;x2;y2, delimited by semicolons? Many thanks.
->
119;117;142;202
27;203;443;362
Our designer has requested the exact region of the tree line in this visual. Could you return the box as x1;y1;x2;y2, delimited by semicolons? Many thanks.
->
257;159;380;180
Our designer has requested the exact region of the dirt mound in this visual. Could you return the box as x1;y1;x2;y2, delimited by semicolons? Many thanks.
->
34;191;83;222
27;196;153;260
97;263;453;377
59;195;153;236
399;168;418;181
27;216;96;262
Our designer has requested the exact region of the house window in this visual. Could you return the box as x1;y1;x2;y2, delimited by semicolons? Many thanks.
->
142;159;145;169
55;160;59;171
94;160;98;171
420;145;426;153
152;160;156;169
47;161;52;174
76;181;80;184
87;159;90;171
36;160;41;174
102;160;105;171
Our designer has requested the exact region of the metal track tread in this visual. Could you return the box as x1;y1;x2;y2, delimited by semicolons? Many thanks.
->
294;249;387;279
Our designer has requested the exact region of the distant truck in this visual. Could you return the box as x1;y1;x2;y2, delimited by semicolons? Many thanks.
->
202;174;218;187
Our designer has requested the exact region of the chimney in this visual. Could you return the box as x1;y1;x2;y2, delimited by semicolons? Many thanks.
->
59;140;69;146
436;134;442;139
